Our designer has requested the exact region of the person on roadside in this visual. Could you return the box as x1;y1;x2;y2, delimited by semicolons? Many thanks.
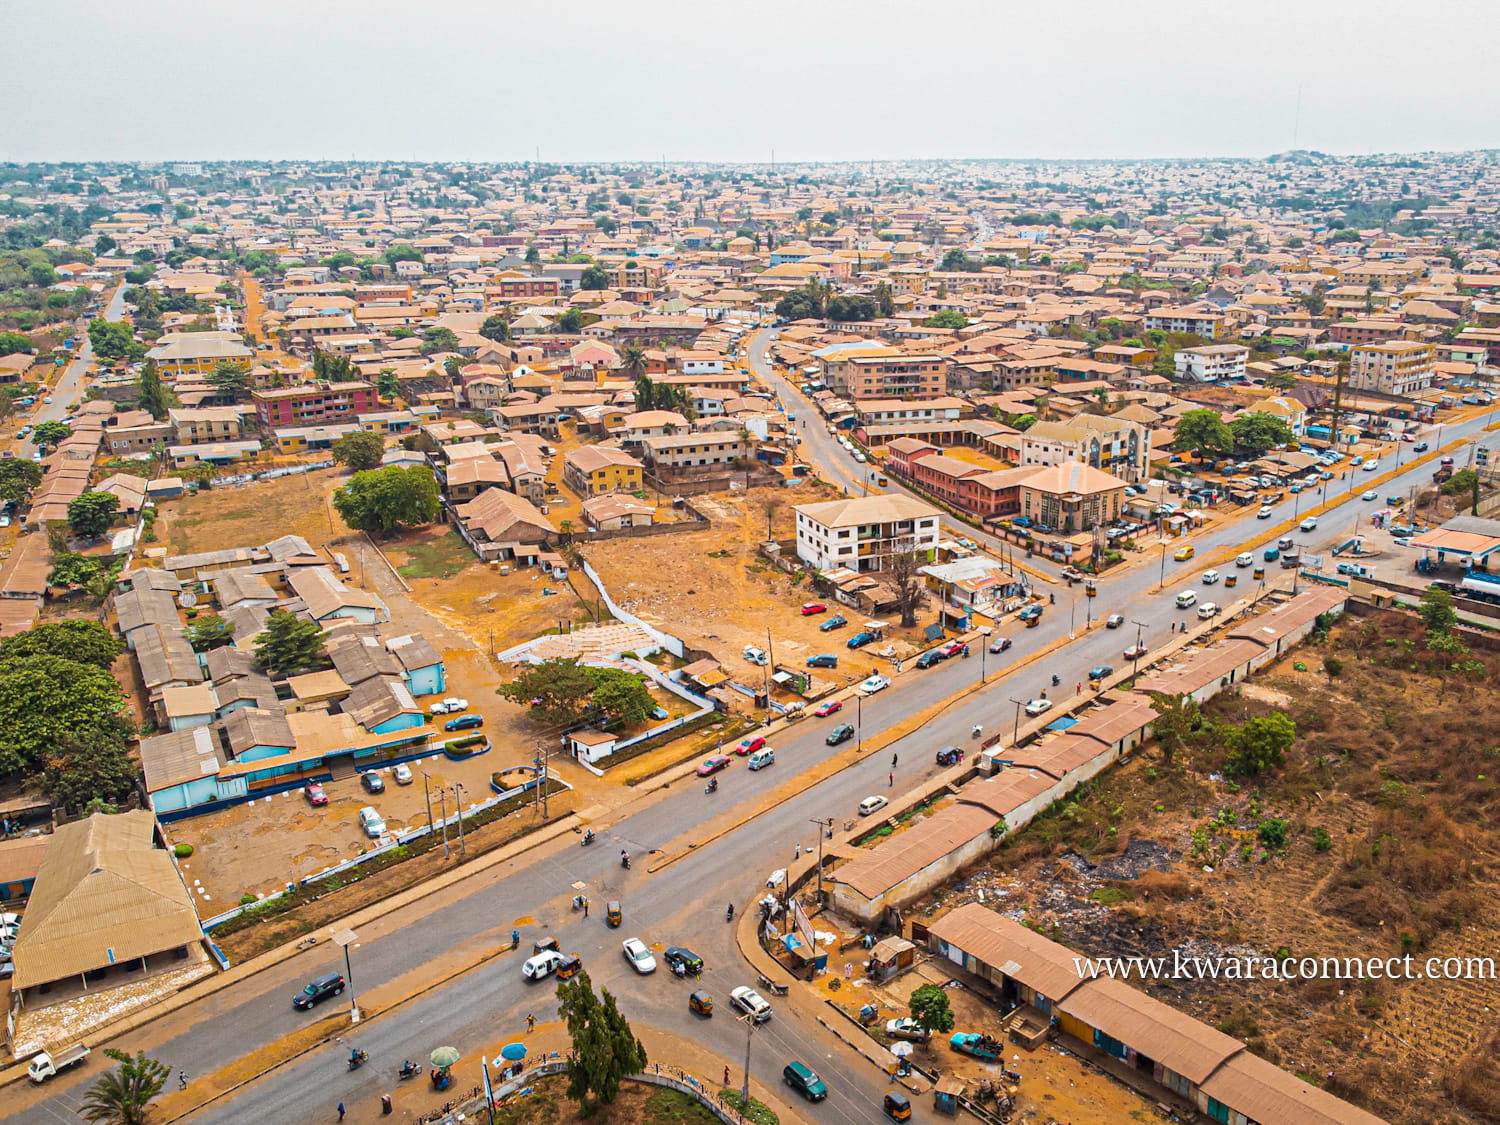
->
337;1104;345;1122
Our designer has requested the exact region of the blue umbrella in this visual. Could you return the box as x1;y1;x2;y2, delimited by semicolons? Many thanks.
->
500;1042;527;1062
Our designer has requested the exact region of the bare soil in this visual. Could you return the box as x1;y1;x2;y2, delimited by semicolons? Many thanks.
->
154;467;353;557
910;612;1500;1125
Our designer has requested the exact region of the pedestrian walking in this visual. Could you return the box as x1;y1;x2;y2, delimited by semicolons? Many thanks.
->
794;843;801;858
583;898;589;918
888;771;894;787
724;1065;731;1086
844;961;853;980
337;1104;345;1122
527;1013;536;1033
1076;682;1082;693
178;1070;188;1090
891;753;898;768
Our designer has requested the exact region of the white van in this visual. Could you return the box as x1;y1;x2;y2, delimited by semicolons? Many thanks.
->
1175;590;1198;609
522;951;565;981
748;748;775;771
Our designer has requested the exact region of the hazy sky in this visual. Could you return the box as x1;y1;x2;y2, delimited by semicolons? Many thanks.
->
5;0;1497;164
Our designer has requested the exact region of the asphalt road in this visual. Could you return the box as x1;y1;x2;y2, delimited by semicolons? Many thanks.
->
9;321;1492;1124
16;284;126;459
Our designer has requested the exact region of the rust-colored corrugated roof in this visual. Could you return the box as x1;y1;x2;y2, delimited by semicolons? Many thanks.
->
928;904;1088;1005
1199;1051;1388;1125
1059;975;1243;1084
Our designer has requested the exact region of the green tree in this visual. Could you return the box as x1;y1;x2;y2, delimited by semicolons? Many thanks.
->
184;614;235;652
377;370;402;400
557;308;583;333
93;234;117;256
1418;585;1458;635
79;1048;171;1125
479;314;511;343
940;248;980;272
48;552;103;588
253;608;327;677
0;654;126;774
1440;467;1479;498
137;359;173;420
0;330;31;356
1266;370;1298;391
32;420;72;450
556;969;648;1113
0;620;120;668
332;465;441;534
421;326;460;355
587;667;655;726
825;295;877;322
1171;409;1233;460
1228;412;1293;457
525;245;541;266
332;430;386;471
88;318;140;360
924;310;968;329
1224;713;1296;777
579;264;610;290
1147;691;1201;768
0;459;43;505
620;346;647;385
497;658;596;725
873;282;894;317
43;725;139;813
207;364;251;402
909;983;956;1035
67;490;120;539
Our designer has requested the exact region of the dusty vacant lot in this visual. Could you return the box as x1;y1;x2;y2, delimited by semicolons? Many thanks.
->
909;610;1500;1125
155;467;353;557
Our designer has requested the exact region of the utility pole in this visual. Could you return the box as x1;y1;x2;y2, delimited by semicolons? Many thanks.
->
1131;619;1149;679
737;1012;756;1122
856;692;863;753
436;786;450;859
1010;697;1025;745
809;817;834;903
452;783;467;858
422;772;434;838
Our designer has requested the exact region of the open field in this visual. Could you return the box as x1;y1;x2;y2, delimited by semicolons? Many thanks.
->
910;610;1500;1125
154;467;353;556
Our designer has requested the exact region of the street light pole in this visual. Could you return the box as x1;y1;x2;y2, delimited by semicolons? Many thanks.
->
452;783;467;858
856;692;862;753
332;927;359;1024
738;1012;756;1121
809;817;834;903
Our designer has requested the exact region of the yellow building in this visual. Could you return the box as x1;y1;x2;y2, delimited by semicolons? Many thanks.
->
562;446;644;496
145;334;253;378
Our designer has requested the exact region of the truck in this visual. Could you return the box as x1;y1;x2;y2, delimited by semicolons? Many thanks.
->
28;1044;89;1083
949;1032;1002;1060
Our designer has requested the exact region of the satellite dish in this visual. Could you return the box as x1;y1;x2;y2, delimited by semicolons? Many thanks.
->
179;592;197;608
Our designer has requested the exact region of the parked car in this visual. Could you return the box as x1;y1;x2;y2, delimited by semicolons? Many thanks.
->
304;783;328;807
806;653;839;669
935;746;964;766
622;938;657;974
858;795;889;817
858;674;890;695
819;615;848;632
1024;698;1053;717
357;806;386;839
742;646;769;665
846;632;876;649
1124;642;1148;660
800;602;827;616
988;636;1013;652
1105;614;1125;629
731;986;773;1023
429;697;468;714
393;764;413;785
915;649;945;669
783;1061;827;1102
812;699;843;717
885;1017;932;1043
697;755;732;777
361;771;385;794
826;723;855;746
445;713;483;731
1198;603;1220;619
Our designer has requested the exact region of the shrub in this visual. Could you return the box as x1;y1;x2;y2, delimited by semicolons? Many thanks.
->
1257;818;1290;848
240;893;257;905
173;843;194;858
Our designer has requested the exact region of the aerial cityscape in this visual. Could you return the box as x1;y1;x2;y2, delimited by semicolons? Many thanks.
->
3;8;1500;1125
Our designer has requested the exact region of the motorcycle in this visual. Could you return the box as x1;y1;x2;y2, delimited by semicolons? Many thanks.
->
1051;674;1060;687
349;1049;369;1071
971;724;982;739
726;903;735;922
399;1062;423;1081
621;852;631;870
705;777;718;794
580;829;595;846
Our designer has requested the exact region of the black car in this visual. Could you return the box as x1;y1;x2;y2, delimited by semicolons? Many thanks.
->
935;745;964;766
819;615;848;632
361;771;385;794
445;713;484;731
806;653;839;669
826;724;854;746
663;946;704;975
915;649;945;669
293;972;346;1010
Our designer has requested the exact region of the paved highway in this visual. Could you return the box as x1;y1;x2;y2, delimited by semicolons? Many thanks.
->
15;284;126;460
10;322;1491;1123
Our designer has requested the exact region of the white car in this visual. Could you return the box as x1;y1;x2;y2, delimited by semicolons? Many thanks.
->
1363;460;1379;472
1235;553;1254;567
429;697;468;714
886;1017;932;1043
858;674;890;695
1257;506;1274;519
859;794;890;817
522;950;566;981
1361;490;1379;501
1201;569;1219;585
622;938;656;974
1197;602;1220;619
1300;516;1318;531
730;986;772;1022
392;763;413;785
357;806;386;839
1024;698;1053;717
743;646;769;666
1175;590;1198;609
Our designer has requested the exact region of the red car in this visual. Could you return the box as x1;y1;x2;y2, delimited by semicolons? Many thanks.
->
1124;642;1148;660
988;637;1012;654
735;735;767;756
696;755;732;777
800;602;828;616
939;640;967;658
304;783;328;807
813;699;843;718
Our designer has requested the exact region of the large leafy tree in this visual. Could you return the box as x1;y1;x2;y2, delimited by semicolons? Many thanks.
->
0;459;43;505
1228;412;1293;458
68;490;120;539
332;465;441;534
332;430;386;471
79;1048;171;1125
1224;713;1296;777
1147;691;1202;768
253;608;327;677
579;264;610;290
43;724;139;813
924;310;968;329
88;317;141;361
48;552;104;588
376;369;402;400
0;654;127;774
1171;409;1232;460
421;326;460;355
909;983;956;1035
0;330;32;356
207;363;252;402
556;970;647;1112
0;620;121;668
587;667;655;726
497;658;596;725
184;614;235;652
479;314;511;343
33;420;72;450
136;359;173;420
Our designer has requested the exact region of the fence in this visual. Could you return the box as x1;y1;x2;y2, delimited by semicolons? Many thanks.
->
578;558;687;658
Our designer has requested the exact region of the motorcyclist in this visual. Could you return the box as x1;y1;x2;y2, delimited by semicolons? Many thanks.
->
583;828;594;844
972;723;982;738
1051;673;1060;686
726;902;735;920
1049;592;1056;604
707;776;718;792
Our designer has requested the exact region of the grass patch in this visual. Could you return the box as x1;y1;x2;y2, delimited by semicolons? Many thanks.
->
397;529;474;579
643;1087;723;1125
719;1090;777;1125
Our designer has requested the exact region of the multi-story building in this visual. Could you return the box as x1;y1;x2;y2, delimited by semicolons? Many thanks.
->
1348;341;1434;397
252;382;379;429
1020;416;1151;483
1328;318;1409;347
794;495;942;573
640;432;748;470
491;274;561;301
1018;462;1128;532
168;407;243;445
1173;344;1250;383
1142;305;1226;339
829;354;946;401
144;333;253;379
562;446;644;495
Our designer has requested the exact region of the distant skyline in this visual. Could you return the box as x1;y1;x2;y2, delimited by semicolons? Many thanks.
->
5;0;1498;165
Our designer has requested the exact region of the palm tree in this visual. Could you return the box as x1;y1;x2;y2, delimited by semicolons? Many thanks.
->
80;1049;171;1125
620;346;647;384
